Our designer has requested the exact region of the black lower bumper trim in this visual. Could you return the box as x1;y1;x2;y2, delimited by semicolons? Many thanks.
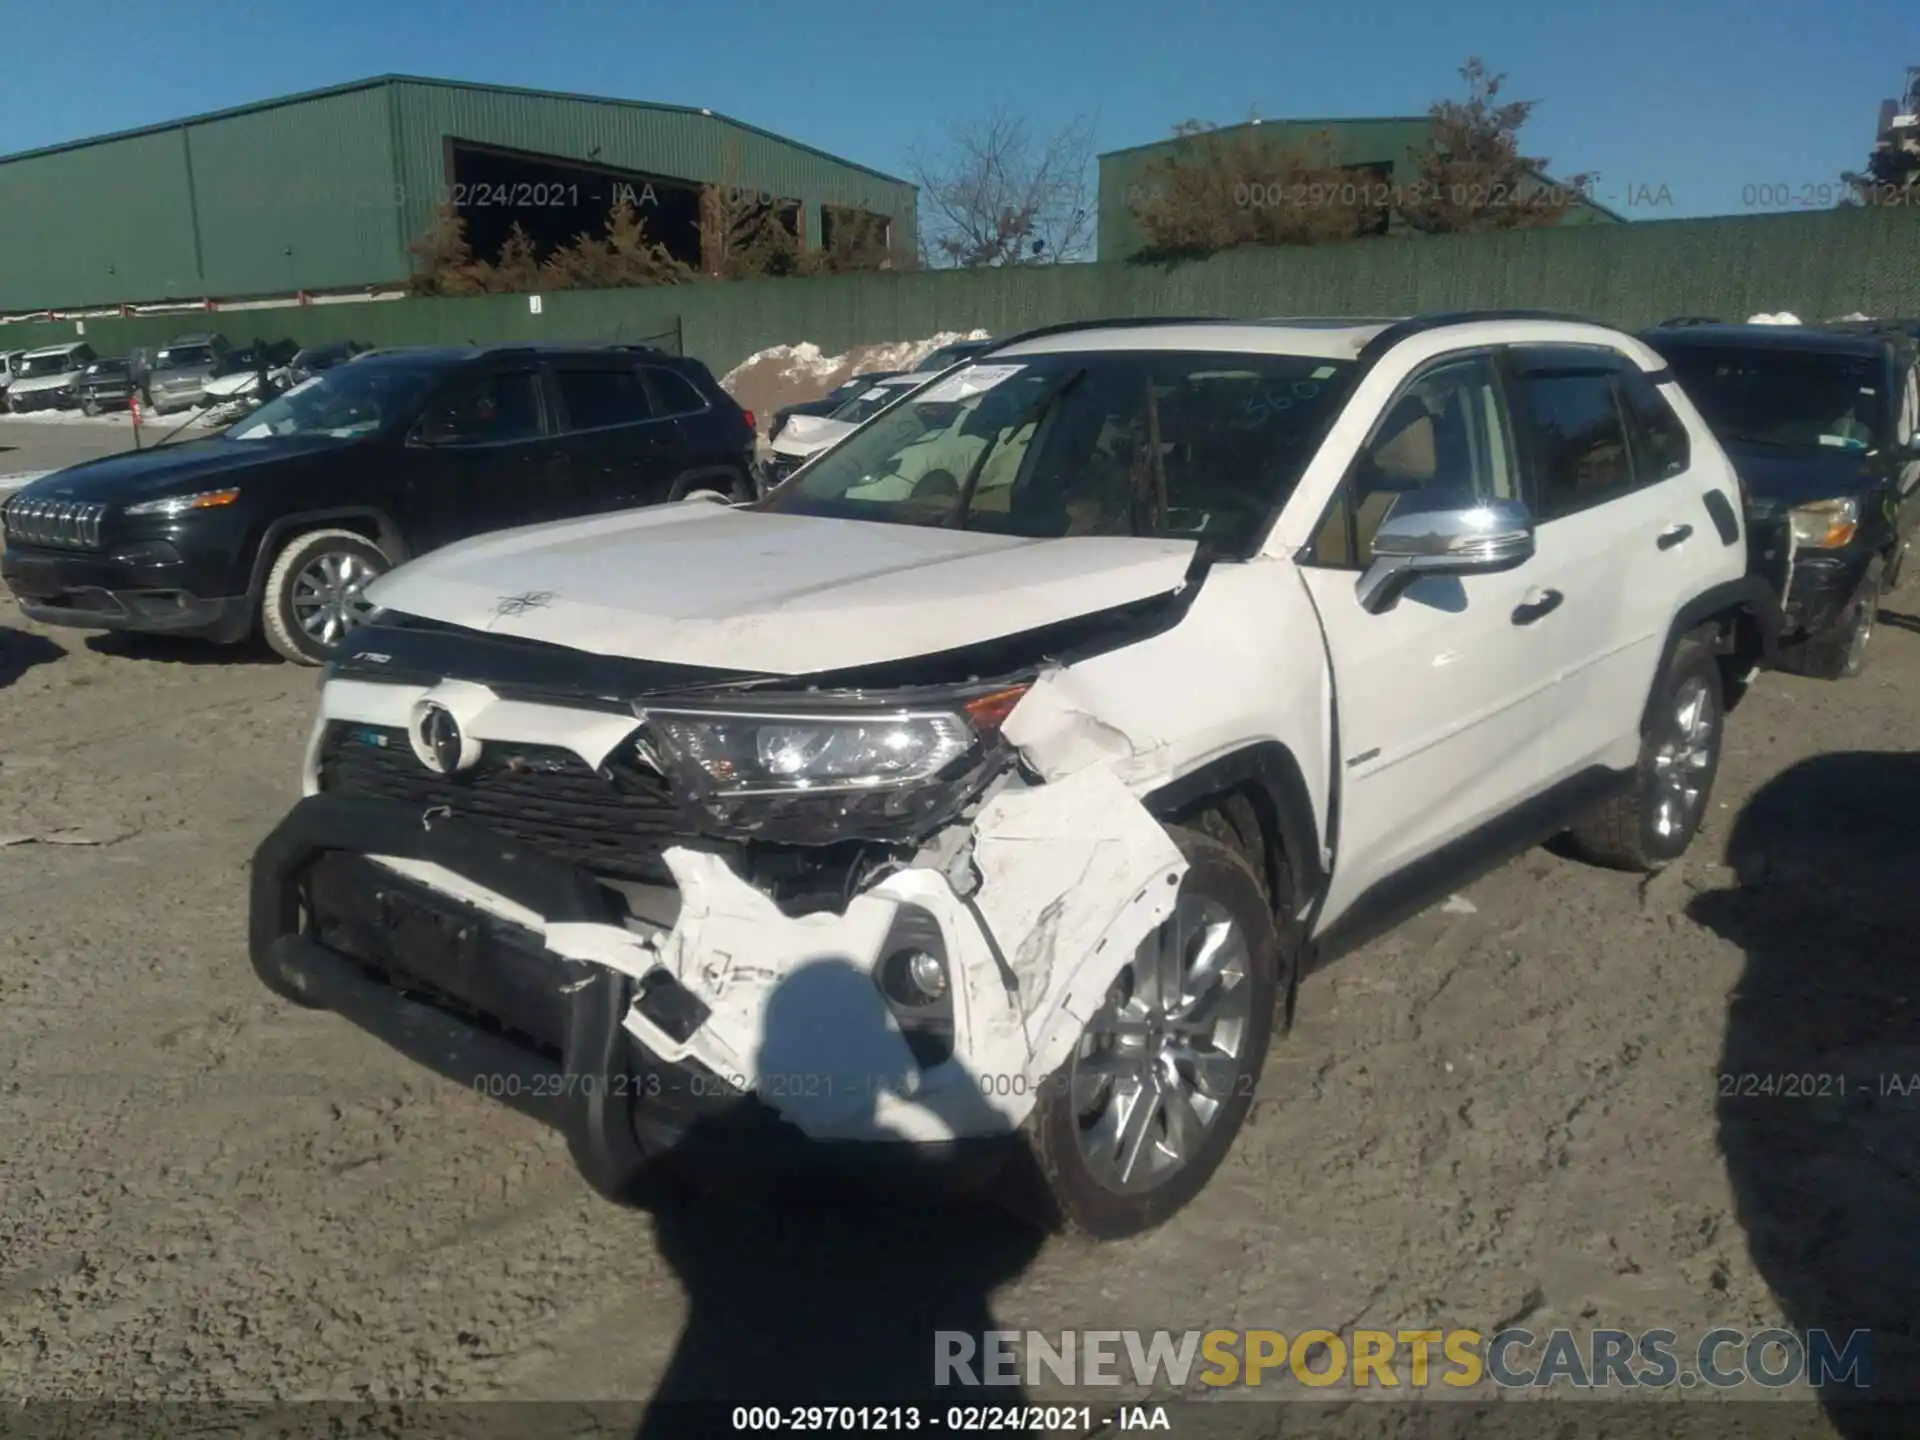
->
249;793;1021;1199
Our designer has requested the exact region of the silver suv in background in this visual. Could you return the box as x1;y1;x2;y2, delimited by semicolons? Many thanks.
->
148;333;233;412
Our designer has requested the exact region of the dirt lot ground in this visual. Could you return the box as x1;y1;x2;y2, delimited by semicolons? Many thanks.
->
0;414;1915;1438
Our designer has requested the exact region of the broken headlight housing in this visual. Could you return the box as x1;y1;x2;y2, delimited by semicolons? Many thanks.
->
637;686;1028;844
1788;496;1860;550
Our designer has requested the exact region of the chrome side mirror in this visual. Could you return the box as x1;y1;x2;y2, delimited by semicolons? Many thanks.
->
1355;497;1536;614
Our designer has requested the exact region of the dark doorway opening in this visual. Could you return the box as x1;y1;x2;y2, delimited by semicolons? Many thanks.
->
445;139;705;268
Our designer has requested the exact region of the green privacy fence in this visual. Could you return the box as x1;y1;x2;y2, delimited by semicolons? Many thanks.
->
10;206;1920;381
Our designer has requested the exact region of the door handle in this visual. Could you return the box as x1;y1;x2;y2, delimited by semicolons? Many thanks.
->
1511;587;1564;625
1657;523;1693;550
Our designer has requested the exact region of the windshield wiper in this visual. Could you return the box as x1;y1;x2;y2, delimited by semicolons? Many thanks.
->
948;367;1088;530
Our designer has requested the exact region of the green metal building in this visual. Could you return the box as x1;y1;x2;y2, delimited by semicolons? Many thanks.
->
0;75;918;315
1097;115;1621;261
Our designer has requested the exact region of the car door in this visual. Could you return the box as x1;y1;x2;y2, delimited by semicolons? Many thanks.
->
1297;350;1563;923
549;358;679;512
1504;346;1703;782
402;366;558;550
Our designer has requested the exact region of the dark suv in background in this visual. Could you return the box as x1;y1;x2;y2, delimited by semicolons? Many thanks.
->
1643;320;1920;679
1;343;756;664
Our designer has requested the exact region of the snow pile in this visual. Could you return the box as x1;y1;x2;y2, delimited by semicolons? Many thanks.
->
1746;312;1804;325
1832;312;1874;322
722;329;991;435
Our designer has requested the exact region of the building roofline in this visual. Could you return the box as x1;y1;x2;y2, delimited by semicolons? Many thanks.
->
0;74;915;189
1098;115;1433;162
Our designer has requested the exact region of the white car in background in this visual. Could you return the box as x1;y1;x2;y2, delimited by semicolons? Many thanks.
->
760;371;930;488
5;342;96;413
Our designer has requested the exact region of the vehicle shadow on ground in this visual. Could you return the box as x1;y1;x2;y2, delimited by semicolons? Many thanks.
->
626;958;1045;1438
300;950;1046;1436
0;626;65;688
82;631;280;666
1690;751;1920;1436
1874;606;1920;637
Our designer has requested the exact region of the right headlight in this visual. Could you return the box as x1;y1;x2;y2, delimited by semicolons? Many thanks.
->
645;709;976;796
1788;497;1860;550
636;686;1030;843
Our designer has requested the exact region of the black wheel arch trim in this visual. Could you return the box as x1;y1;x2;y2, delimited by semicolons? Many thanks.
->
245;508;410;603
1138;740;1327;922
1642;576;1780;735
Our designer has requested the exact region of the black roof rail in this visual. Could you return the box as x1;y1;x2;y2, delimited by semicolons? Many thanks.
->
1650;315;1724;328
978;315;1229;356
1357;309;1609;362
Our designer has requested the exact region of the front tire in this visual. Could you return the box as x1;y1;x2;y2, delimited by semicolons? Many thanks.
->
1017;828;1283;1240
260;529;390;665
1567;633;1724;872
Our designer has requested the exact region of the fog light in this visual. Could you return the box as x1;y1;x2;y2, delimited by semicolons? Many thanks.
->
906;951;948;1001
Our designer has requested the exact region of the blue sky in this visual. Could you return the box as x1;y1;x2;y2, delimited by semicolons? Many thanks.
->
3;0;1913;226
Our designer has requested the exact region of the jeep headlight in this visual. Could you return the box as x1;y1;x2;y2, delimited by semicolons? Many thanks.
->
1788;497;1860;549
123;488;242;518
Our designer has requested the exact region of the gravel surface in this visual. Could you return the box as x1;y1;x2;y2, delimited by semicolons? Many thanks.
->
0;541;1914;1436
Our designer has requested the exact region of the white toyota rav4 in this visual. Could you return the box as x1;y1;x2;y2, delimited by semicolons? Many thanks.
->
250;313;1778;1238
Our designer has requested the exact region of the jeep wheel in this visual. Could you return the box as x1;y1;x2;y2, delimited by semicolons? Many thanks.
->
1567;635;1724;872
261;529;389;665
1018;828;1281;1240
1775;558;1883;681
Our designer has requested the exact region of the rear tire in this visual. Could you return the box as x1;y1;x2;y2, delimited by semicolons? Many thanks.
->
1015;827;1283;1240
1774;558;1882;681
1566;633;1723;872
260;529;390;666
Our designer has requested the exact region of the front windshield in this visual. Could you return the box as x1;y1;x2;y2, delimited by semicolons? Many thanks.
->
1658;344;1885;452
157;345;214;369
20;351;81;377
762;350;1357;547
827;383;917;426
225;362;441;442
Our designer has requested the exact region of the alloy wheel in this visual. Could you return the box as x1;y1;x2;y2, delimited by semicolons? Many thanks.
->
289;550;378;648
1650;675;1715;840
1070;893;1253;1194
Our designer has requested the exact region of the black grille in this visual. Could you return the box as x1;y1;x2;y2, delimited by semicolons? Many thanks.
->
317;723;687;883
3;496;106;549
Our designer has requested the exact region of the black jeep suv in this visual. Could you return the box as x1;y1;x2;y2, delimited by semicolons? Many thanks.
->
1;343;756;664
1642;321;1920;679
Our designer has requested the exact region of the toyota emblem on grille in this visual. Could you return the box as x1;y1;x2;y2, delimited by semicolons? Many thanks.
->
414;703;468;775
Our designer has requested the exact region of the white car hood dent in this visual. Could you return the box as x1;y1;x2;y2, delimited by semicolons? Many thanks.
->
365;505;1198;675
770;414;854;460
8;372;79;396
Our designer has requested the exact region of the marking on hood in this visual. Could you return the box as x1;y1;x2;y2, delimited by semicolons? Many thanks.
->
489;590;557;625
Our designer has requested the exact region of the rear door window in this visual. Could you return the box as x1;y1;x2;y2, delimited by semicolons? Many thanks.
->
554;366;655;432
1615;367;1691;483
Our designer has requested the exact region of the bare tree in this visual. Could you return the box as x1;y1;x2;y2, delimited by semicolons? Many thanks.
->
908;105;1096;267
1397;58;1594;233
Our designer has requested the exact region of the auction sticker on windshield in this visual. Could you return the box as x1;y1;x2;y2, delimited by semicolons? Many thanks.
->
917;364;1025;403
859;387;891;401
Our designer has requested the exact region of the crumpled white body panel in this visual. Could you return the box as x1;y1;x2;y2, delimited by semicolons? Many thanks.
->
323;678;1188;1142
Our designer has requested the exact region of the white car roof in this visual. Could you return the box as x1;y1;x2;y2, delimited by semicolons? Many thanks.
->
987;315;1659;368
23;342;89;359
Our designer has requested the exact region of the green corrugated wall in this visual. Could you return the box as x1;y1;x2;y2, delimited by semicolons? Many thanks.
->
13;207;1920;383
0;78;918;314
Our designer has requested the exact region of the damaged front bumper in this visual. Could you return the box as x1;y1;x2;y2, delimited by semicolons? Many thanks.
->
248;766;1186;1195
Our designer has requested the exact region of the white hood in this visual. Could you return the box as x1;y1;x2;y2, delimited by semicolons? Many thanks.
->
365;503;1198;675
201;370;261;398
771;413;855;460
8;371;80;396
